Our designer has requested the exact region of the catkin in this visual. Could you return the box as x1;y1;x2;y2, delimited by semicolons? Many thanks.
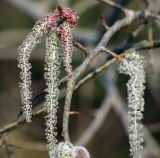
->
60;22;74;77
17;20;47;122
44;32;61;157
118;51;145;158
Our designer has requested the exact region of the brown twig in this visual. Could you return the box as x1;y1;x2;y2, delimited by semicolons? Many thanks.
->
100;47;124;60
100;15;110;30
73;41;91;57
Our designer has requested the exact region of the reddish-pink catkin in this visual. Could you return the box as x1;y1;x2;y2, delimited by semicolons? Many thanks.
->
60;22;73;77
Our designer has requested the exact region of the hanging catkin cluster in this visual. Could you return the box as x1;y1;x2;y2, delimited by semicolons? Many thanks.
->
17;6;80;158
55;141;90;158
118;51;146;158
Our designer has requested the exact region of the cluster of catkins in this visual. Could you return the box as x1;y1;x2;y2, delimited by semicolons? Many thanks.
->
18;6;90;158
118;51;146;158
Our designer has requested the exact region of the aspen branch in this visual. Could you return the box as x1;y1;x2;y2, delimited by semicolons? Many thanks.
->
1;2;160;154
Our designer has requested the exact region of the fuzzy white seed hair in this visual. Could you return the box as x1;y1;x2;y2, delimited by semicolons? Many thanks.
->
118;51;145;158
17;20;47;122
55;141;91;158
44;32;62;157
55;141;73;158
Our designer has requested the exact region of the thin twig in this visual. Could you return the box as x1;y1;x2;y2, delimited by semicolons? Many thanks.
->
100;15;110;31
100;47;124;60
73;41;91;57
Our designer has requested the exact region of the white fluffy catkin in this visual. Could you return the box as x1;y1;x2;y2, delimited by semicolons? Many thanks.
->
17;20;47;122
118;51;145;158
44;32;61;157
